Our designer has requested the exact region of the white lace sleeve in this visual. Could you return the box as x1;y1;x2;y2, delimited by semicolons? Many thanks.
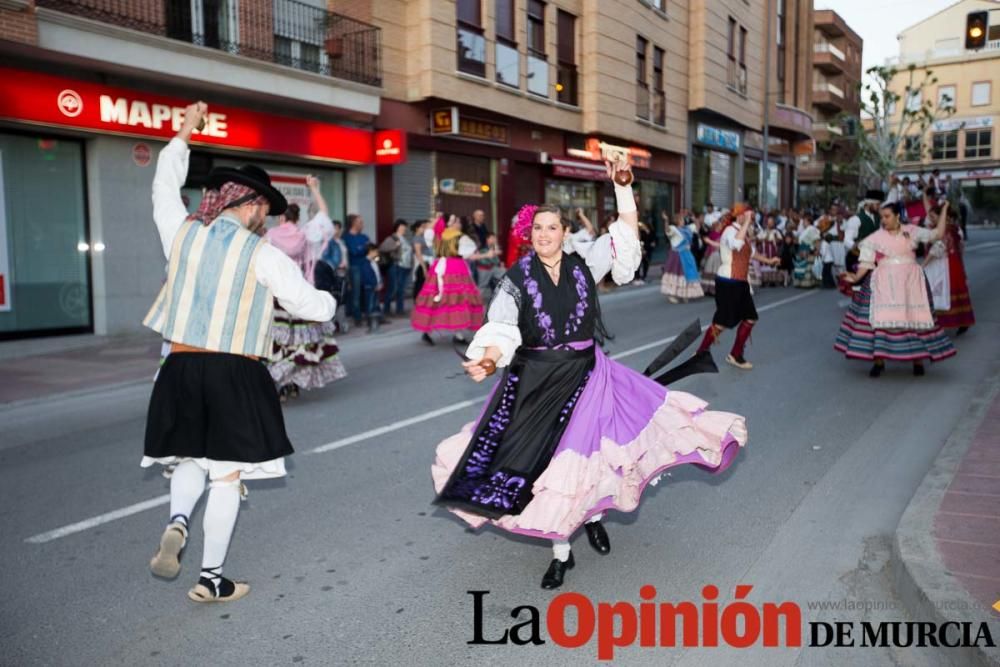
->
564;228;595;256
582;221;642;285
858;237;877;269
465;281;522;367
909;224;937;245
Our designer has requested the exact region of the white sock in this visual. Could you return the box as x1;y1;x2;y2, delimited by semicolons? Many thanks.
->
200;478;241;586
586;513;604;524
168;460;206;531
552;540;571;563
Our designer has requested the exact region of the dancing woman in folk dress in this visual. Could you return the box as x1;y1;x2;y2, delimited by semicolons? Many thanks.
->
660;213;704;303
835;200;956;377
431;161;747;589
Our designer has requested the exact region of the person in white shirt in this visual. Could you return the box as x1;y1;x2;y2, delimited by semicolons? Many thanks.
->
694;205;779;369
143;103;335;603
704;202;723;227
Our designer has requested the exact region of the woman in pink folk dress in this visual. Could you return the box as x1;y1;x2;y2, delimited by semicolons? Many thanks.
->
835;200;956;377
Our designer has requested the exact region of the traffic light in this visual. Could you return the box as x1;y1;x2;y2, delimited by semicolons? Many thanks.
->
966;11;988;50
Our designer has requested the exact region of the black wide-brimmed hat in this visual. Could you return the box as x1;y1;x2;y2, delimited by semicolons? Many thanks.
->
207;165;287;215
864;189;886;203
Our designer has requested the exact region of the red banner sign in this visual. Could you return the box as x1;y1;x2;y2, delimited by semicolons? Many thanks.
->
0;67;405;165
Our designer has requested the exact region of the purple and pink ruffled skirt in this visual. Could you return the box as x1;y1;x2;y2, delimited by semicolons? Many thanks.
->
431;347;747;540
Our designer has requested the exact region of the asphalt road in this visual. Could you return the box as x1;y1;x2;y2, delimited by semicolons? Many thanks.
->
2;230;999;667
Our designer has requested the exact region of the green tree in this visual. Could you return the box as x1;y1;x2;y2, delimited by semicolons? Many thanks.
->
839;63;955;190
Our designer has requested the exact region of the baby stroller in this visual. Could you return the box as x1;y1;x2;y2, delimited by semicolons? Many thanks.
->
314;260;351;334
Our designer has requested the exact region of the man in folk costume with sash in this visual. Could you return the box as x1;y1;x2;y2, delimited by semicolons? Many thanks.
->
843;190;882;274
694;203;778;370
142;103;336;602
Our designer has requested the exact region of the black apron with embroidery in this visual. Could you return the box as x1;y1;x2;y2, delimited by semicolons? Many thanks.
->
434;252;601;519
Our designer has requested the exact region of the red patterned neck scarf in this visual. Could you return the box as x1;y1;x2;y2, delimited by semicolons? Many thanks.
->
188;182;267;225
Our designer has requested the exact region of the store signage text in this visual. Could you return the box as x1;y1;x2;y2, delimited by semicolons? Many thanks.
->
440;178;486;197
432;107;510;145
567;138;652;169
98;96;229;138
0;66;405;165
696;124;741;152
932;116;993;133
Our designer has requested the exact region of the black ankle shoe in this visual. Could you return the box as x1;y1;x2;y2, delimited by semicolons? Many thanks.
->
584;521;611;555
869;363;884;378
957;326;969;336
421;333;435;346
541;552;575;590
913;363;925;376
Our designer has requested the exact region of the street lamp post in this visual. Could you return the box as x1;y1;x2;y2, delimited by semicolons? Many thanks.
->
762;0;772;212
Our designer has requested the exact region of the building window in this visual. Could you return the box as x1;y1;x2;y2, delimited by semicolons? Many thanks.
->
776;0;785;103
456;0;485;77
643;0;665;10
0;133;93;338
932;132;958;160
738;27;748;95
905;90;922;112
652;46;665;125
495;0;518;87
971;81;991;106
166;0;238;50
526;0;548;96
727;17;738;92
903;135;922;161
937;85;956;110
556;9;577;105
965;128;992;158
636;35;649;119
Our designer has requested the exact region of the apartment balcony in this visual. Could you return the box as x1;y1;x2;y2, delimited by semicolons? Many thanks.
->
814;9;851;39
797;158;855;184
813;81;846;112
813;41;846;74
34;0;382;87
812;122;843;145
768;102;813;144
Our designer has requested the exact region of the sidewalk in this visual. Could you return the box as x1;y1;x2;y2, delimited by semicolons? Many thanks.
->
894;366;1000;667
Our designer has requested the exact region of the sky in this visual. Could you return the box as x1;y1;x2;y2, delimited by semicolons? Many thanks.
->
814;0;959;72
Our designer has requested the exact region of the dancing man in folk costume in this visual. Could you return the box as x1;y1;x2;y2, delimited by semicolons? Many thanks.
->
431;160;747;589
693;203;780;371
142;103;336;602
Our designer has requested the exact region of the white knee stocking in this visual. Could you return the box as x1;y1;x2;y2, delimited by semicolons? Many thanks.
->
168;460;206;530
586;513;604;524
552;540;571;562
201;477;241;585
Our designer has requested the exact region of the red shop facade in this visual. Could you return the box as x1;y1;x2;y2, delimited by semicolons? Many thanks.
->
0;64;404;339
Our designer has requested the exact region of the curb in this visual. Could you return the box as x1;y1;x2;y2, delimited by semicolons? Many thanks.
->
892;363;1000;667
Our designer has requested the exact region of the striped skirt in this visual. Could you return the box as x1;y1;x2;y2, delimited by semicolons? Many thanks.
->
834;276;956;363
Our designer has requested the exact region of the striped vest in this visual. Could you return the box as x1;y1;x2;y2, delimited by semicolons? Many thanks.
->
144;216;274;357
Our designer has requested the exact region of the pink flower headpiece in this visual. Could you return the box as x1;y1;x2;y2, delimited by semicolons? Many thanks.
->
513;204;538;241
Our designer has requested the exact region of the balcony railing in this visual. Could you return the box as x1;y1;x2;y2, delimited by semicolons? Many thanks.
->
814;41;845;61
35;0;382;86
813;81;844;98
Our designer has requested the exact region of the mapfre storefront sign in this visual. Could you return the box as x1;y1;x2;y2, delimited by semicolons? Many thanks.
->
0;67;405;165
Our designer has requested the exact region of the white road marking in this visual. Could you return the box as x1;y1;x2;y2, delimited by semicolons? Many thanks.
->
23;288;818;545
25;494;170;544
